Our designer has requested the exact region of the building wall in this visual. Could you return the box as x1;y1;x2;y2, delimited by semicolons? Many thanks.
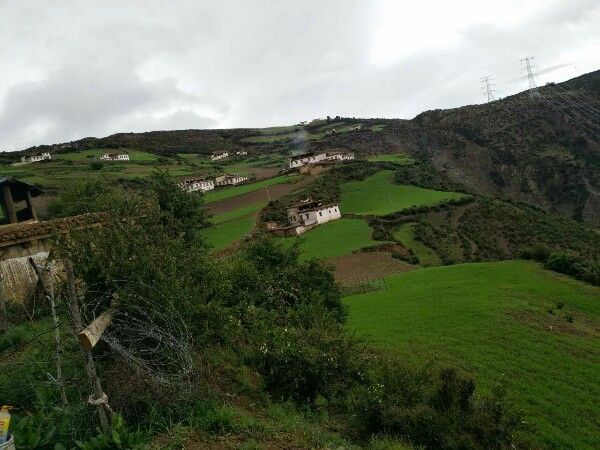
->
316;205;341;224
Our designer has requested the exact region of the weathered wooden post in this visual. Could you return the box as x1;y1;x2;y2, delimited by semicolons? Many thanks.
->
0;272;8;333
28;258;68;405
64;258;112;433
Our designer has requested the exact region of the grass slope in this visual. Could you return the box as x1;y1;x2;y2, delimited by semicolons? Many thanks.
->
283;218;388;261
345;261;600;448
340;171;466;216
393;222;441;266
204;175;300;203
204;216;255;251
367;154;413;163
213;202;267;224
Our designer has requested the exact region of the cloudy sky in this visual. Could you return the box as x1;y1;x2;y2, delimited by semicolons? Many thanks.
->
1;0;599;152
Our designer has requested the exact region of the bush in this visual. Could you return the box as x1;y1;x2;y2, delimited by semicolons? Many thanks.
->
90;162;103;170
348;359;521;449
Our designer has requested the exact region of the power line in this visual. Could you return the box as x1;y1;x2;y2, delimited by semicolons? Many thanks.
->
481;76;496;103
550;83;600;120
544;94;600;139
546;85;600;126
521;57;540;99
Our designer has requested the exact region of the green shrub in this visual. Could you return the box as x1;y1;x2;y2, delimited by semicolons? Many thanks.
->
90;162;103;170
76;414;146;449
348;359;521;449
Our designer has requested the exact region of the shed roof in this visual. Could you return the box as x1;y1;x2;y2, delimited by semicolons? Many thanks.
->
0;177;43;202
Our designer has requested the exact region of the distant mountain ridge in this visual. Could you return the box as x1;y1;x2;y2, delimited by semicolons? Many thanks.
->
11;70;600;225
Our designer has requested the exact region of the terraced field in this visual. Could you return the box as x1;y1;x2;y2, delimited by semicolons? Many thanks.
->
281;218;389;261
203;216;255;252
340;170;467;216
367;154;413;163
345;260;600;448
204;175;301;203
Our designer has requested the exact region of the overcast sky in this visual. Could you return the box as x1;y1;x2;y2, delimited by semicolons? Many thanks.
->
1;0;599;152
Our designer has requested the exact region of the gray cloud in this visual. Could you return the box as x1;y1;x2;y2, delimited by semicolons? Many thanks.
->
0;0;598;151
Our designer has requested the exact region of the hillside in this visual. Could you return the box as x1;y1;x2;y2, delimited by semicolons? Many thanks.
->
345;260;600;448
9;70;600;225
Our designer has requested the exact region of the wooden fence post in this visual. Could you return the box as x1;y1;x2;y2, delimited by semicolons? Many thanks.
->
0;272;8;333
64;258;112;434
28;258;68;405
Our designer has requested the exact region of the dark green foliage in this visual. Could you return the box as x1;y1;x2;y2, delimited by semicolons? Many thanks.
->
149;168;211;242
544;252;600;286
349;360;521;449
90;162;103;170
76;414;146;449
393;160;466;192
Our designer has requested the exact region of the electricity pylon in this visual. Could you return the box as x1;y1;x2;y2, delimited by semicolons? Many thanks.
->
481;76;496;103
521;57;540;99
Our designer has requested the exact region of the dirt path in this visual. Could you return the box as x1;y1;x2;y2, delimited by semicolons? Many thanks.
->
208;175;314;215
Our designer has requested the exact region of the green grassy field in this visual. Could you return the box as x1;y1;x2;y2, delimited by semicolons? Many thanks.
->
203;216;255;251
393;222;441;266
371;124;387;132
213;202;267;224
345;260;600;448
204;175;300;203
367;154;413;163
54;149;158;162
281;218;387;261
340;171;466;216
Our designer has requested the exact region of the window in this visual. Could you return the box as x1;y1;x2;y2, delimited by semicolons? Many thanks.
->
319;212;323;216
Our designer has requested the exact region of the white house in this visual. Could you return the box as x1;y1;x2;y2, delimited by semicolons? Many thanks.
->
324;152;355;162
211;151;229;161
100;153;130;161
236;151;248;156
289;151;355;168
283;199;341;235
288;152;328;169
178;178;215;193
214;174;249;187
21;152;51;163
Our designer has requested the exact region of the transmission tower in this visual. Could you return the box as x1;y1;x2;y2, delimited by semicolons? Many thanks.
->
520;57;540;99
480;76;496;103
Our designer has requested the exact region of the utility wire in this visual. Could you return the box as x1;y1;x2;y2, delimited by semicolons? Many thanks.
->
551;83;600;119
548;84;600;122
544;95;600;139
547;89;600;134
562;83;600;114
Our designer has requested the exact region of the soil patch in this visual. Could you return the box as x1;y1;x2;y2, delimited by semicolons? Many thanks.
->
328;252;415;285
208;176;314;215
509;310;599;337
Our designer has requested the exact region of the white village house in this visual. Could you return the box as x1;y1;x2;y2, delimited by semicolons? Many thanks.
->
178;178;215;193
100;153;130;161
288;151;354;169
214;174;249;187
211;151;229;161
21;152;51;163
236;151;248;156
269;198;342;236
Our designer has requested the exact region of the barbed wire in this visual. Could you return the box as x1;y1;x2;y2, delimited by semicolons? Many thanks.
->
77;280;193;384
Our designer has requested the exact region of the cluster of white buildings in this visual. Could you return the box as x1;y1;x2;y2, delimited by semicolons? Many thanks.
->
211;151;229;161
179;179;215;193
100;153;130;161
288;151;354;169
178;173;250;193
269;198;342;236
210;151;248;161
21;152;51;164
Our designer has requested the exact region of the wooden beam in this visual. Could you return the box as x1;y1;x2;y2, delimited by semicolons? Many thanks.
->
2;185;17;224
78;310;113;351
26;190;37;221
